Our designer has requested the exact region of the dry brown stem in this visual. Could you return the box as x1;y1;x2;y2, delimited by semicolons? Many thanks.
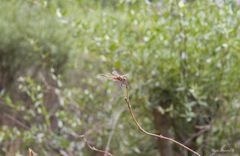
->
70;132;113;156
124;85;201;156
83;137;113;156
28;148;36;156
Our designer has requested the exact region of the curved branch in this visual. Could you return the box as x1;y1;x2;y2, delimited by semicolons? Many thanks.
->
70;132;113;156
124;85;200;156
84;137;113;156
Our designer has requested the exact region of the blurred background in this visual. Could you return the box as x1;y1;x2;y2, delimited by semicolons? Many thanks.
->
0;0;240;155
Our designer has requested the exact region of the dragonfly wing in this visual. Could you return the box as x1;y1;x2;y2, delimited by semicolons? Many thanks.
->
112;70;129;78
122;73;129;79
97;74;110;80
112;70;120;76
97;73;118;81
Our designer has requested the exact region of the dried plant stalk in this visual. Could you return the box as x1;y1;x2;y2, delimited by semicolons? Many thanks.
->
100;71;200;156
83;137;113;156
28;148;36;156
124;85;201;156
70;132;113;156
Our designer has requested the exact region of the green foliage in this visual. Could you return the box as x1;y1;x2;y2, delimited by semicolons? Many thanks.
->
0;0;71;89
0;0;240;155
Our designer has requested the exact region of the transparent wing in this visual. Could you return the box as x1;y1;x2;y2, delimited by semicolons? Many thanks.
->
97;73;118;81
112;70;120;76
121;73;129;80
112;70;129;77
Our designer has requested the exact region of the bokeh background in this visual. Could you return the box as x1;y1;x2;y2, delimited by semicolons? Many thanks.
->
0;0;240;155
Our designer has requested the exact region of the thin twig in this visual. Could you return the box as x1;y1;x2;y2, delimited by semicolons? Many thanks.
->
70;131;113;156
124;85;201;156
184;125;211;145
84;137;113;156
3;113;30;130
104;108;124;156
28;148;36;156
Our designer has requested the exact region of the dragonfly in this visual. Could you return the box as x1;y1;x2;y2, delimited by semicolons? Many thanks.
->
99;70;128;87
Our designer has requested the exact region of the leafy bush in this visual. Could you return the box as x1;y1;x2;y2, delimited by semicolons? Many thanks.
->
0;0;240;155
0;0;71;89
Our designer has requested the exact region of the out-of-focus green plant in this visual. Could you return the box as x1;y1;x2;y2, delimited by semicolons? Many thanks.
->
66;0;240;155
0;0;71;90
0;0;240;156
